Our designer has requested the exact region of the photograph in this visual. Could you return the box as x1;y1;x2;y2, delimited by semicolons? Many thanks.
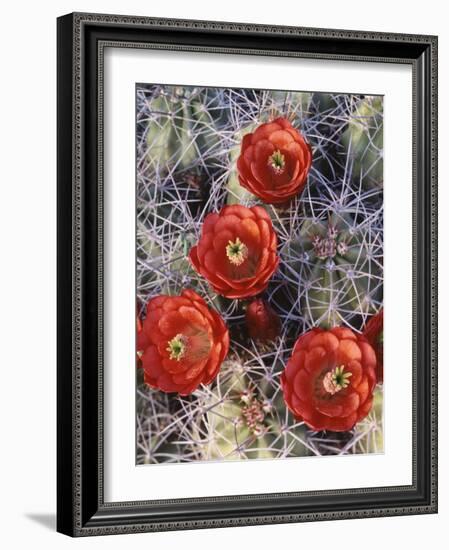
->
135;84;384;464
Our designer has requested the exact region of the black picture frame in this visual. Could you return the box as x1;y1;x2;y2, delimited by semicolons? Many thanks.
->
57;12;438;537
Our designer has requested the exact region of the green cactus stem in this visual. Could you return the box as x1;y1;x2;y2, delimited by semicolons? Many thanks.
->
286;212;382;328
341;96;383;190
202;359;309;460
145;86;225;175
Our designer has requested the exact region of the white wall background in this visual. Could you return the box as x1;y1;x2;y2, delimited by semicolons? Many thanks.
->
0;1;445;548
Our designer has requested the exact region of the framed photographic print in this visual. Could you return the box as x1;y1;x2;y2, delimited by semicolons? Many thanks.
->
57;12;438;536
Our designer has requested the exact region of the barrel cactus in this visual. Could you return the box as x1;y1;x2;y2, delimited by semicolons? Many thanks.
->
226;124;258;206
284;210;383;329
144;85;226;176
341;95;383;190
199;355;309;460
271;90;313;122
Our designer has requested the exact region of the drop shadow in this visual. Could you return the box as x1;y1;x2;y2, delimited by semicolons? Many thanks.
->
25;513;56;531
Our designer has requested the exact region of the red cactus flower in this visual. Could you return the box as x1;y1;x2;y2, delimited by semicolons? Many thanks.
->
138;290;229;395
281;327;377;432
189;205;279;299
245;299;281;342
363;309;383;383
237;117;312;204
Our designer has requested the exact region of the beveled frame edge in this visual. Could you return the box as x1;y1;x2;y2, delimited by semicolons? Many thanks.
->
57;12;438;537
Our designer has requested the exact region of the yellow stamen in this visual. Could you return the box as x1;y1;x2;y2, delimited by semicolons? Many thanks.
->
226;237;248;266
323;365;352;395
268;150;285;173
166;334;188;361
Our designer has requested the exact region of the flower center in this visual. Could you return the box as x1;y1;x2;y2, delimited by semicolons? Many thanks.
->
322;365;352;395
268;150;286;173
226;237;248;266
166;333;188;361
